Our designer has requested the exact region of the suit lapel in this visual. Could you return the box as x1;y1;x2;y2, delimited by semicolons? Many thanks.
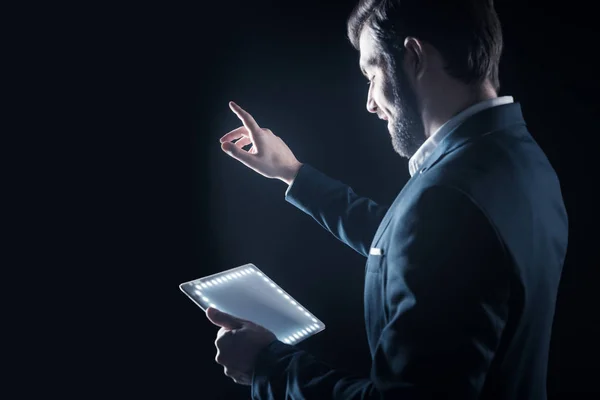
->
370;172;420;248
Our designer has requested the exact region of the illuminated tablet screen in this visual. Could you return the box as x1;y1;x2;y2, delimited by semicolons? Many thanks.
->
180;263;325;345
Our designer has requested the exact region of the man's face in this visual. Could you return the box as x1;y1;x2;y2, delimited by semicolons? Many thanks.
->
358;27;426;158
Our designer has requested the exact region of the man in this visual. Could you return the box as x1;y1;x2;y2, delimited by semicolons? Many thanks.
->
205;0;568;398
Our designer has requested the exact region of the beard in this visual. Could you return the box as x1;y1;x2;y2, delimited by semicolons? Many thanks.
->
385;63;426;158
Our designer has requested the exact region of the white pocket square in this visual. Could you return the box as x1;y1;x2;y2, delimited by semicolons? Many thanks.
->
369;247;383;256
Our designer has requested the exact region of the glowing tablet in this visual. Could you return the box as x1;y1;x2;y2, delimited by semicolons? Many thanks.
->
180;263;325;345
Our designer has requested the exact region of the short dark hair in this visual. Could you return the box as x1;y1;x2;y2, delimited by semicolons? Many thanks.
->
347;0;503;91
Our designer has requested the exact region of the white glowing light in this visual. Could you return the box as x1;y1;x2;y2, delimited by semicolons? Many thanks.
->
304;312;311;317
194;290;202;296
297;306;304;311
291;301;297;306
202;296;209;302
312;318;317;322
270;283;276;287
312;324;319;329
206;281;213;287
293;333;301;339
284;295;290;299
297;331;305;337
301;329;308;335
277;289;283;294
263;277;269;282
210;303;216;308
257;272;263;276
283;339;290;344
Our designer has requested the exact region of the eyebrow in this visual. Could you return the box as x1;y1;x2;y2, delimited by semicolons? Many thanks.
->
360;56;378;77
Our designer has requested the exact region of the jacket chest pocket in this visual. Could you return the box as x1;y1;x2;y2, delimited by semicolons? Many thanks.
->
364;247;387;351
366;247;385;273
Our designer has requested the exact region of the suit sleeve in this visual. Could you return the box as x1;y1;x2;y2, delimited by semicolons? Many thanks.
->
252;185;511;399
284;164;390;257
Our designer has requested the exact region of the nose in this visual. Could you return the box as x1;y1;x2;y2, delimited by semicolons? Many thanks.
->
366;83;377;114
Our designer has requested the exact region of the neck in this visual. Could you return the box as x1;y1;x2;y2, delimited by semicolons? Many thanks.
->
422;80;497;138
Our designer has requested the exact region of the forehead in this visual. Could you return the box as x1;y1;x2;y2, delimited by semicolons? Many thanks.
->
358;27;379;72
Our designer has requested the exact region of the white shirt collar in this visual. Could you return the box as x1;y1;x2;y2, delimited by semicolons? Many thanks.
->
408;96;514;176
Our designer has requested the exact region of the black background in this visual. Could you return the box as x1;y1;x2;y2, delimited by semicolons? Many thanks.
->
29;0;599;398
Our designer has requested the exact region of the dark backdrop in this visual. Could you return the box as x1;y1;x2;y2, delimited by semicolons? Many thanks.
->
38;0;599;398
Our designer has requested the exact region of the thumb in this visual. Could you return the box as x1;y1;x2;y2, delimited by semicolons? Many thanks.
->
206;307;245;330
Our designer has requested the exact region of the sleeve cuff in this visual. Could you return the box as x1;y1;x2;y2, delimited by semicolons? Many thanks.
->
284;163;306;197
251;340;300;390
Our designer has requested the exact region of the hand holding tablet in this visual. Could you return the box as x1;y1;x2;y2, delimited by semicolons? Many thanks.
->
180;263;325;345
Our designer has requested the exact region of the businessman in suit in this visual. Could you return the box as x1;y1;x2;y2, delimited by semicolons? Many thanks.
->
205;0;568;398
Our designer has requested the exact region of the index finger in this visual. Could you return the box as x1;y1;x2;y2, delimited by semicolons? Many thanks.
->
229;101;261;134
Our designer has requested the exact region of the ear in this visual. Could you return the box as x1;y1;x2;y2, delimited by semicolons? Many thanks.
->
403;37;426;80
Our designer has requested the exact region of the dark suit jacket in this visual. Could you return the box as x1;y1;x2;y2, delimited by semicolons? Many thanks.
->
251;102;568;399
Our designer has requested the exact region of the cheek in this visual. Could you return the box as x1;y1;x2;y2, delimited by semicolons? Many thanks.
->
376;84;396;116
381;80;395;104
374;75;392;101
